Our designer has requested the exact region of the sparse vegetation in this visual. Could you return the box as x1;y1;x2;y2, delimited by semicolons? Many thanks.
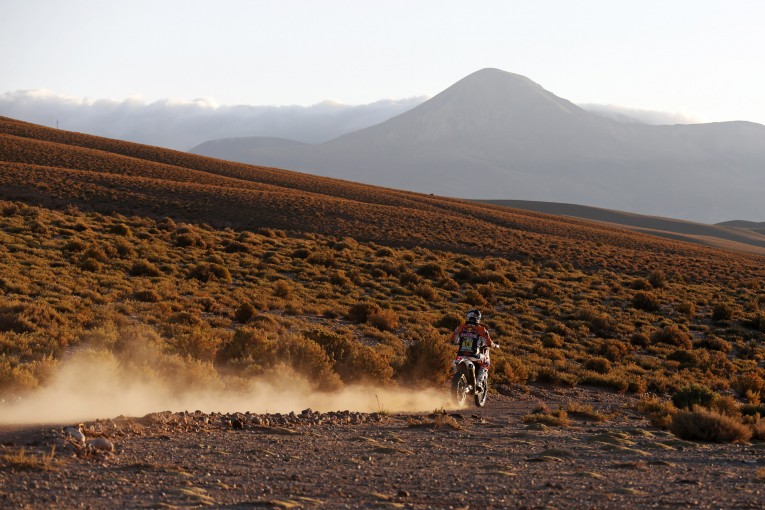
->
0;116;763;401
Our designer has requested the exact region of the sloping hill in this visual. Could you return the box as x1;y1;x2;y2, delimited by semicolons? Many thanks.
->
190;68;765;224
480;200;765;256
0;115;762;284
717;220;765;235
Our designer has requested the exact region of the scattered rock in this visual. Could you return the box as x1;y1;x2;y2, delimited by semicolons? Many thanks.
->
86;437;114;453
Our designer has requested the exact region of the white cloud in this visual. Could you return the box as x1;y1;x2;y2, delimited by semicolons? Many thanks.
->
579;103;702;125
0;90;425;150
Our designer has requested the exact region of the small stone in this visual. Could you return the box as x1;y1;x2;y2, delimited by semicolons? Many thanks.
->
87;437;114;453
397;489;410;498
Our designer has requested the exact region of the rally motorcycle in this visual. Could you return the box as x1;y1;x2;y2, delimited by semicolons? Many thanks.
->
451;342;499;407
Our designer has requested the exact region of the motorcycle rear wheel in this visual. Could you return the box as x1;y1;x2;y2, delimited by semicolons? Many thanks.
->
452;373;468;406
474;377;488;407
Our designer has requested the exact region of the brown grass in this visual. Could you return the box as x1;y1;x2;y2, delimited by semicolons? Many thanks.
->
669;407;752;443
0;116;763;397
0;447;58;471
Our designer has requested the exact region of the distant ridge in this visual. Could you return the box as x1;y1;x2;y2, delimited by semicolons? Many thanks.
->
480;200;765;256
717;220;765;235
191;68;765;224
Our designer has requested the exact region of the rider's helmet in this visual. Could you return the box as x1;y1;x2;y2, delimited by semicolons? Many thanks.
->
466;309;482;324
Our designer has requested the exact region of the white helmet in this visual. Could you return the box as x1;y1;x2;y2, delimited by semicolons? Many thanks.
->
466;309;481;324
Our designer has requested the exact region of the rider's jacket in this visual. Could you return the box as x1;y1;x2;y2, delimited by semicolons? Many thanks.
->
451;323;493;357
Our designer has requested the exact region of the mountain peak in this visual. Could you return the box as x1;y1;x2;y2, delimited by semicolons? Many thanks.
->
390;68;586;136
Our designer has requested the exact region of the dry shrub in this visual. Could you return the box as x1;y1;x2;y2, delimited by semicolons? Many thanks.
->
216;327;271;362
399;271;421;286
670;407;752;443
274;334;341;390
667;349;701;368
650;324;692;348
305;328;393;383
398;327;453;384
672;384;718;410
463;289;487;307
736;372;765;399
113;238;135;258
217;328;340;390
306;250;336;268
630;332;649;347
565;402;608;422
78;257;102;272
637;397;676;429
328;270;352;287
433;414;462;430
434;313;461;331
416;262;445;279
492;356;528;384
62;239;86;252
188;262;232;283
521;408;570;427
346;302;382;324
129;259;161;277
585;356;611;374
413;283;438;301
695;335;731;353
711;395;741;417
573;307;613;337
532;281;557;299
171;327;227;362
579;372;629;393
0;302;63;335
597;339;629;361
629;278;651;290
541;333;564;348
0;447;58;472
368;310;399;331
648;270;667;289
712;303;734;322
676;301;696;317
172;226;206;248
110;223;132;237
223;241;250;253
234;303;257;323
272;280;293;299
632;291;660;312
133;289;161;302
250;314;280;331
167;311;201;325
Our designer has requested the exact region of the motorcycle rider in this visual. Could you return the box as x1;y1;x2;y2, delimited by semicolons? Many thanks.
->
451;309;494;392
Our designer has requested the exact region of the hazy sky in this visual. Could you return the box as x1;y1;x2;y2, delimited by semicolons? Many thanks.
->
1;0;764;124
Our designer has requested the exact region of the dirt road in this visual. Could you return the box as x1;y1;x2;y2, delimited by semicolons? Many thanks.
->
1;386;764;509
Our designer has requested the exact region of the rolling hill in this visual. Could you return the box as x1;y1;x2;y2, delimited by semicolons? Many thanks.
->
479;199;765;256
1;114;763;284
190;68;765;224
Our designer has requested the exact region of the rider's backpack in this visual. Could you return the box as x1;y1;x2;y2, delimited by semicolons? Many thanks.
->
457;327;482;356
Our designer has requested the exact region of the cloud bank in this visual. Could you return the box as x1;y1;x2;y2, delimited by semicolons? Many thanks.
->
0;90;426;150
579;103;701;125
0;89;704;153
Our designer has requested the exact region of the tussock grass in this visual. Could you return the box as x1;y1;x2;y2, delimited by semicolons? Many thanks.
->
670;406;752;443
0;447;58;471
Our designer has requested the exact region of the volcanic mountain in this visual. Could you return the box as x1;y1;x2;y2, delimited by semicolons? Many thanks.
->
191;68;765;224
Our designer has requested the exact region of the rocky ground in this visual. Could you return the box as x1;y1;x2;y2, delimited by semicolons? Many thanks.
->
1;385;764;509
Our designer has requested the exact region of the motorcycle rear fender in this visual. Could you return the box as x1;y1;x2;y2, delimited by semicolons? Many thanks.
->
452;357;474;373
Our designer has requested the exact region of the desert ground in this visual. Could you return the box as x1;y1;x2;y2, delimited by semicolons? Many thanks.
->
2;385;764;509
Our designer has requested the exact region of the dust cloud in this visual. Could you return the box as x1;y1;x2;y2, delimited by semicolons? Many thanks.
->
0;348;453;425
